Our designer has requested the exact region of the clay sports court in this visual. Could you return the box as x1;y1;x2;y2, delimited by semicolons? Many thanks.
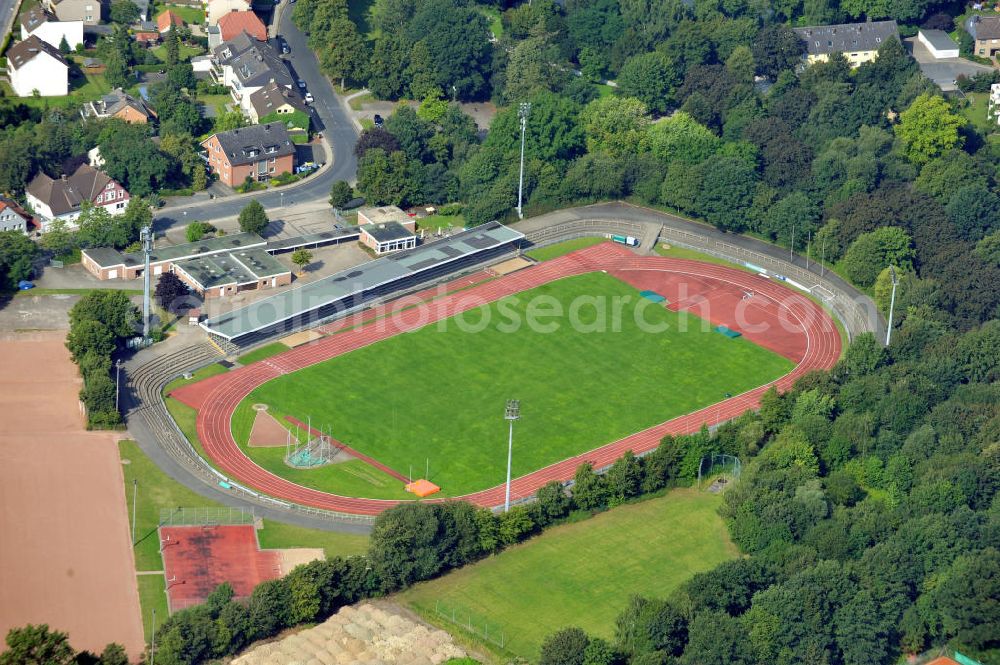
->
0;332;144;659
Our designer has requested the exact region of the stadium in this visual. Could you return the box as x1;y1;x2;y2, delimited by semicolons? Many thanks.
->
170;219;843;515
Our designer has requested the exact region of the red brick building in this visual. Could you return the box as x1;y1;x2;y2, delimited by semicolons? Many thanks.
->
201;123;296;187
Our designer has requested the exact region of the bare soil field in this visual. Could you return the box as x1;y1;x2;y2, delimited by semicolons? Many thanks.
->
0;332;144;659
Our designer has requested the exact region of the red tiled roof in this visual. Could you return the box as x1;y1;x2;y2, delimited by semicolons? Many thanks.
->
217;11;266;41
156;10;183;32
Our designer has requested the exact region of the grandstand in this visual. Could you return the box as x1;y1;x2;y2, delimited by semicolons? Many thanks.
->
200;222;525;349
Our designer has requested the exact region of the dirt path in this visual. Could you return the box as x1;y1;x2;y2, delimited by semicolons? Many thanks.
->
0;332;144;659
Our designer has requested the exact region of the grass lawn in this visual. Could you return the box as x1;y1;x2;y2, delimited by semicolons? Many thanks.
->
399;488;737;659
119;439;230;571
137;574;167;640
152;43;206;63
258;520;369;558
654;243;751;271
158;3;205;23
1;70;112;109
594;83;615;97
478;6;503;39
526;237;606;262
960;91;994;133
242;272;793;496
360;118;375;130
417;214;465;231
238;342;289;366
348;92;374;111
163;362;230;395
197;93;232;113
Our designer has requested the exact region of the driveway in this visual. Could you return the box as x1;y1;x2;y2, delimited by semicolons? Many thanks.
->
151;0;359;233
905;36;995;91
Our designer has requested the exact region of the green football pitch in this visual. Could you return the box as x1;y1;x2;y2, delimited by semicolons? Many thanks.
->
239;272;793;497
399;488;737;659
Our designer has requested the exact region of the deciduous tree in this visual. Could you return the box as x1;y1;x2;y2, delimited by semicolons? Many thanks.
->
238;200;269;235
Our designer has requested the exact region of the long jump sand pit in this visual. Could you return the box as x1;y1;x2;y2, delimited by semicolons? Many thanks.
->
0;332;144;659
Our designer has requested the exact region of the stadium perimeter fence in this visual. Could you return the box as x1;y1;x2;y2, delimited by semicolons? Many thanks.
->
434;600;508;650
657;226;876;341
159;506;257;527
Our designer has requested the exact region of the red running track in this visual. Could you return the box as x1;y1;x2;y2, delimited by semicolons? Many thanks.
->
180;244;841;515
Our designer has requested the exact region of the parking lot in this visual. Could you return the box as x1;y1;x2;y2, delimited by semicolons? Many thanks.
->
905;36;995;91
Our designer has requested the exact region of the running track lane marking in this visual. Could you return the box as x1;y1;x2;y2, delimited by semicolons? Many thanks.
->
192;245;841;515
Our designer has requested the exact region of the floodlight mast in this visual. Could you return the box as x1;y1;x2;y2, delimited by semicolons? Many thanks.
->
504;399;520;512
141;225;153;341
516;103;531;220
885;265;899;346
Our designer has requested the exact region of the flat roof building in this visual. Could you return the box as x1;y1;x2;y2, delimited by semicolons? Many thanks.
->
81;232;267;280
173;247;291;298
918;29;960;58
202;221;525;346
360;221;417;255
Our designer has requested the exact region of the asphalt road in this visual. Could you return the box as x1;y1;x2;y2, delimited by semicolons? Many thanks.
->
152;3;358;234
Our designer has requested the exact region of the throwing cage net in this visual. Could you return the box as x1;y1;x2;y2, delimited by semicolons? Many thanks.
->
286;432;336;468
697;453;742;493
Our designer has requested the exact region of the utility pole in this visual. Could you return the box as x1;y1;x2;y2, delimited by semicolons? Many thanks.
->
150;607;156;665
140;226;153;341
820;235;826;278
516;102;531;220
131;479;137;544
806;231;811;271
790;224;795;263
115;358;123;413
504;399;520;512
885;266;899;346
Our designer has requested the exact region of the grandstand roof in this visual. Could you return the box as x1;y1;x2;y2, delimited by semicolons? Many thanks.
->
201;221;524;340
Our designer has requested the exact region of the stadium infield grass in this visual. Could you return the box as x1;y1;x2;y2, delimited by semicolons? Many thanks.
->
241;272;794;496
399;488;737;660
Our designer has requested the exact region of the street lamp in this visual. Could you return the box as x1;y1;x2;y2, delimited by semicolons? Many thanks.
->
280;191;284;207
885;265;899;346
516;102;530;220
503;399;520;512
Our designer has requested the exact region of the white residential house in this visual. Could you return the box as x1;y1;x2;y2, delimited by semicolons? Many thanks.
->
25;164;130;230
20;7;83;50
212;32;293;116
7;36;69;97
0;198;33;234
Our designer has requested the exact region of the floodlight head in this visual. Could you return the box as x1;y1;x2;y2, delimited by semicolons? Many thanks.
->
518;102;531;119
505;399;520;421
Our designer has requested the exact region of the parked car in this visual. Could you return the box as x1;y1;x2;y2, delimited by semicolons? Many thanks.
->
373;113;384;127
297;79;306;89
304;92;314;103
282;43;290;54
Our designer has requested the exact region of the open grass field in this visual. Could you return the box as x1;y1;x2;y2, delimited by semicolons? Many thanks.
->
526;237;606;262
137;574;167;640
400;489;737;659
238;341;290;366
241;272;793;496
257;520;368;558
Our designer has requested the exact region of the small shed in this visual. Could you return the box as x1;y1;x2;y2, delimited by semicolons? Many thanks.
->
918;29;960;58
